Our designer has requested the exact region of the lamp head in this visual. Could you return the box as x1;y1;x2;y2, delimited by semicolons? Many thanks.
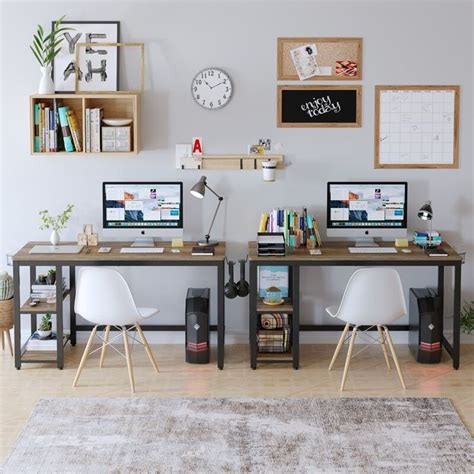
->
417;200;433;221
190;176;207;199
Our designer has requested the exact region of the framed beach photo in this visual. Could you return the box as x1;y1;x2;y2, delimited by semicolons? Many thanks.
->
52;21;120;93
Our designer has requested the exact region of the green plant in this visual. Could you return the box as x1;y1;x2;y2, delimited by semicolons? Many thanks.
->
39;204;74;232
48;269;56;277
30;15;72;67
39;314;52;331
460;300;474;335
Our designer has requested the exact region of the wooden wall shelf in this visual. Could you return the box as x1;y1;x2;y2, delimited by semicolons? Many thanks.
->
180;154;284;170
30;93;140;156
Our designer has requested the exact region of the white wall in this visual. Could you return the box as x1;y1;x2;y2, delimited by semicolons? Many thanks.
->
1;1;472;344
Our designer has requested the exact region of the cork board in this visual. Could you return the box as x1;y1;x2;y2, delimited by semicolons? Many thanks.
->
374;85;460;169
277;37;362;81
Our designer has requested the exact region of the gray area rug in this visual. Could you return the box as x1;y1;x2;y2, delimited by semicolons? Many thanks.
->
2;398;473;473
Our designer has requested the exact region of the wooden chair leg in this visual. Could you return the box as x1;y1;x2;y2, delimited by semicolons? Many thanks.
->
329;322;350;370
6;329;13;357
99;325;110;368
384;326;407;389
122;327;135;394
73;326;98;387
136;323;159;373
377;325;391;370
340;327;357;391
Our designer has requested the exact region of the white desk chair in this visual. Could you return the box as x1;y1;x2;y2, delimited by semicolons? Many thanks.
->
73;267;159;393
326;268;407;391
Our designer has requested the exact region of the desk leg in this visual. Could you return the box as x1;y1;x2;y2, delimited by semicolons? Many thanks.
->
249;262;257;370
13;262;21;370
437;266;444;336
292;265;300;370
452;263;461;370
69;266;76;346
30;266;37;333
56;266;64;370
217;261;225;370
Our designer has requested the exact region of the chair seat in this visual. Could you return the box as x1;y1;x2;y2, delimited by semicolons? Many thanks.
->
137;307;159;319
325;306;339;318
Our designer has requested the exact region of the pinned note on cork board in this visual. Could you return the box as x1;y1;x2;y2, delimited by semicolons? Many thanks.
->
277;37;362;81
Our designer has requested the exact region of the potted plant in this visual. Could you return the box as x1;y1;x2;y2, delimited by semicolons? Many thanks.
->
461;300;474;335
29;15;72;94
38;314;52;339
46;269;56;285
38;274;47;284
39;204;74;246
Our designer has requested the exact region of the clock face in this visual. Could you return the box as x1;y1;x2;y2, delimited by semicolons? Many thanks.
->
191;68;233;109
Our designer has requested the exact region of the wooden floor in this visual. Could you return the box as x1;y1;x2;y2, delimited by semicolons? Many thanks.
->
1;342;473;464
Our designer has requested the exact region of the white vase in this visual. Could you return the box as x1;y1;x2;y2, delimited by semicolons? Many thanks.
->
50;230;60;246
38;66;55;94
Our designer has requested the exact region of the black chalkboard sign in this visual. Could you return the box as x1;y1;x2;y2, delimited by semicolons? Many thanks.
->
277;85;361;127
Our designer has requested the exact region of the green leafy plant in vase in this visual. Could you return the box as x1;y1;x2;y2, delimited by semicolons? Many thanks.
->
30;15;73;94
46;269;56;285
38;313;52;339
460;300;474;335
39;204;74;246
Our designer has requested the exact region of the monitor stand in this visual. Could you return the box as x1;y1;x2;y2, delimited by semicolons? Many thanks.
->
131;237;155;247
354;238;379;247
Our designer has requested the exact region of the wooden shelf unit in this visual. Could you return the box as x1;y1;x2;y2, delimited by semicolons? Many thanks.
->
30;93;140;156
201;154;284;170
20;289;70;314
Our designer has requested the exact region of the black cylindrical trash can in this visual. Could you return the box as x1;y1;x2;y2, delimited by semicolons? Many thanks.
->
185;288;210;364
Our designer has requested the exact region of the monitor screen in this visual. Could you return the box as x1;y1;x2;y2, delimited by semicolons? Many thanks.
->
103;182;183;229
327;182;407;229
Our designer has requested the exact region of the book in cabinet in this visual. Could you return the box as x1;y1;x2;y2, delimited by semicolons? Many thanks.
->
30;93;140;156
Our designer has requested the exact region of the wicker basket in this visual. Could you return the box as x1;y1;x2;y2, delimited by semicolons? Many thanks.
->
0;298;14;330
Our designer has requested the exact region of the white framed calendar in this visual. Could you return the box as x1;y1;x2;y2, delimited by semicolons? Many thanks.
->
374;85;459;169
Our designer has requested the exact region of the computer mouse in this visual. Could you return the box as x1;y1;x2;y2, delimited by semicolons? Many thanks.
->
401;249;412;254
171;249;180;253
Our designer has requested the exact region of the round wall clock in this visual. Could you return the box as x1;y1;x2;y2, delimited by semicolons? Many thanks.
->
191;68;233;110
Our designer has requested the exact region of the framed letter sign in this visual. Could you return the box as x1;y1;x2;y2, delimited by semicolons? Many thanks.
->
277;85;361;128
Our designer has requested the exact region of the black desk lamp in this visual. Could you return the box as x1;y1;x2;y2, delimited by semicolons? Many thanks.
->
190;176;223;247
417;201;435;248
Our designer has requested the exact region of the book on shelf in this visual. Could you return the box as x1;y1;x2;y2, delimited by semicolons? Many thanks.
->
33;104;40;152
58;106;75;152
192;246;215;256
88;107;104;153
67;109;82;152
53;98;64;152
257;327;291;353
258;207;321;249
26;331;69;351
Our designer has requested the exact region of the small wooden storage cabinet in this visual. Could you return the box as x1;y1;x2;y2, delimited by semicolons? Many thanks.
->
30;93;140;156
249;264;299;369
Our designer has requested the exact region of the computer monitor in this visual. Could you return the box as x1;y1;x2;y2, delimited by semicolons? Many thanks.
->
102;182;183;246
327;182;408;245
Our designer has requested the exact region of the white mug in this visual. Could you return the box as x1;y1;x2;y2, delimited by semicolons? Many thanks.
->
262;160;277;181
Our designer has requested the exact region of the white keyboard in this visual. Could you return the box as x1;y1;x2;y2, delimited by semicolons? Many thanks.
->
348;247;398;254
120;247;164;254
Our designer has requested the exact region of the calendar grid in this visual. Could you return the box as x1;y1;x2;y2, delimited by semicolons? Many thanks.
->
375;86;459;169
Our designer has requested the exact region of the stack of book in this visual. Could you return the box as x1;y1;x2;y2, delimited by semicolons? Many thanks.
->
31;278;66;301
258;208;321;248
26;331;69;351
413;231;442;247
33;100;82;153
257;313;291;353
85;108;104;153
257;328;291;353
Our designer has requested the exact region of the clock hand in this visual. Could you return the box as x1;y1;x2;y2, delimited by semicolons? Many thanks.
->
211;81;225;89
204;80;212;88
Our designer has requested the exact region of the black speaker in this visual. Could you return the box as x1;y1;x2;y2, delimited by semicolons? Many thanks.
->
185;288;210;364
409;288;442;364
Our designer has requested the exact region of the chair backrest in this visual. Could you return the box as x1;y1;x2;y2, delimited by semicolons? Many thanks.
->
334;268;407;326
75;268;141;326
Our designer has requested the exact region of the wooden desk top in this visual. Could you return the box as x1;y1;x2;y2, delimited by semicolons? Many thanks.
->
12;241;226;263
248;241;463;265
